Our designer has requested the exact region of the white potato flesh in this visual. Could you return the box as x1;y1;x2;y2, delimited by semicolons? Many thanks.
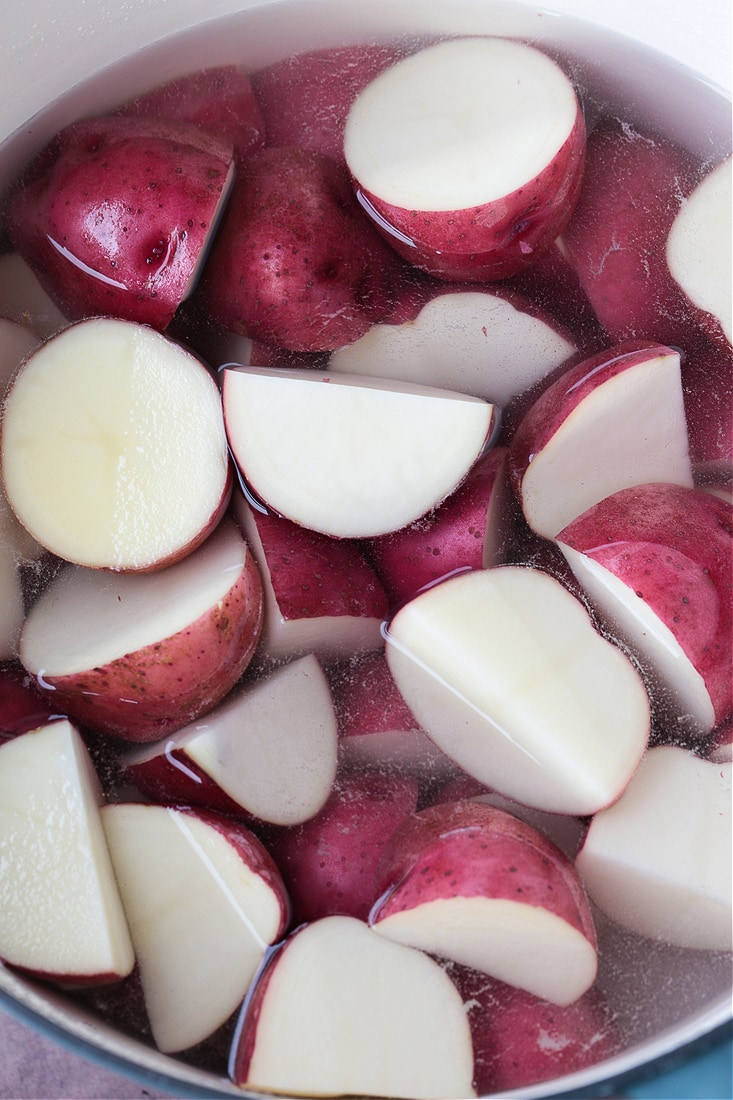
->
127;655;339;826
576;746;732;951
386;567;649;815
241;916;476;1099
102;803;284;1053
520;352;693;538
373;896;597;1006
329;292;576;405
667;156;732;344
223;367;493;539
559;545;716;733
20;518;246;677
0;720;134;980
0;317;229;570
344;37;578;211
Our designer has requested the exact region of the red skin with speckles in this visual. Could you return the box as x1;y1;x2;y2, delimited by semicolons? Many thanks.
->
560;117;701;348
118;66;265;163
353;111;586;282
452;966;622;1093
252;45;404;164
8;116;235;331
264;771;419;924
372;800;596;947
367;447;514;608
0;665;60;743
233;492;388;660
557;483;733;728
679;334;733;480
30;547;265;742
197;146;401;352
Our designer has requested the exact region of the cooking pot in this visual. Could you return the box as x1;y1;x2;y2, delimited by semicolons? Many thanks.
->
0;1;730;1097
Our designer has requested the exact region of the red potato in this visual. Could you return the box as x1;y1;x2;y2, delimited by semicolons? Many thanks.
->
197;146;400;352
506;237;607;355
117;65;265;162
508;341;693;539
0;318;50;657
8;116;235;331
101;802;289;1053
79;964;235;1072
0;253;68;339
367;446;514;607
328;286;579;408
231;490;387;650
230;915;476;1099
329;652;456;776
233;491;388;661
385;567;650;816
172;307;321;375
560;117;700;347
344;37;585;281
371;801;598;1006
666;155;732;351
265;770;419;924
0;665;59;742
223;365;495;539
453;967;622;1094
680;335;733;481
0;318;231;572
0;719;134;984
576;746;732;951
252;44;403;163
557;483;733;735
19;518;264;742
472;792;586;861
122;654;339;826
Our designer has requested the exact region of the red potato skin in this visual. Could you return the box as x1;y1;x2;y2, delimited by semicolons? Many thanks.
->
264;771;419;925
373;800;597;948
557;483;733;729
326;652;457;779
354;110;586;282
197;146;401;352
328;652;419;741
680;335;733;480
122;747;249;819
29;547;265;742
452;966;622;1094
230;932;292;1087
238;499;389;625
506;239;607;356
117;65;265;163
507;339;679;503
8;116;234;331
366;447;514;607
560;117;701;347
0;664;60;742
252;45;404;164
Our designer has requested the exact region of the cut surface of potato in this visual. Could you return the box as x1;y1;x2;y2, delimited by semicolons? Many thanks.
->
1;317;229;570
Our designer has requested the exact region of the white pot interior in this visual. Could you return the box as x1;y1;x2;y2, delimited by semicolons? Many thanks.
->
0;2;730;1098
